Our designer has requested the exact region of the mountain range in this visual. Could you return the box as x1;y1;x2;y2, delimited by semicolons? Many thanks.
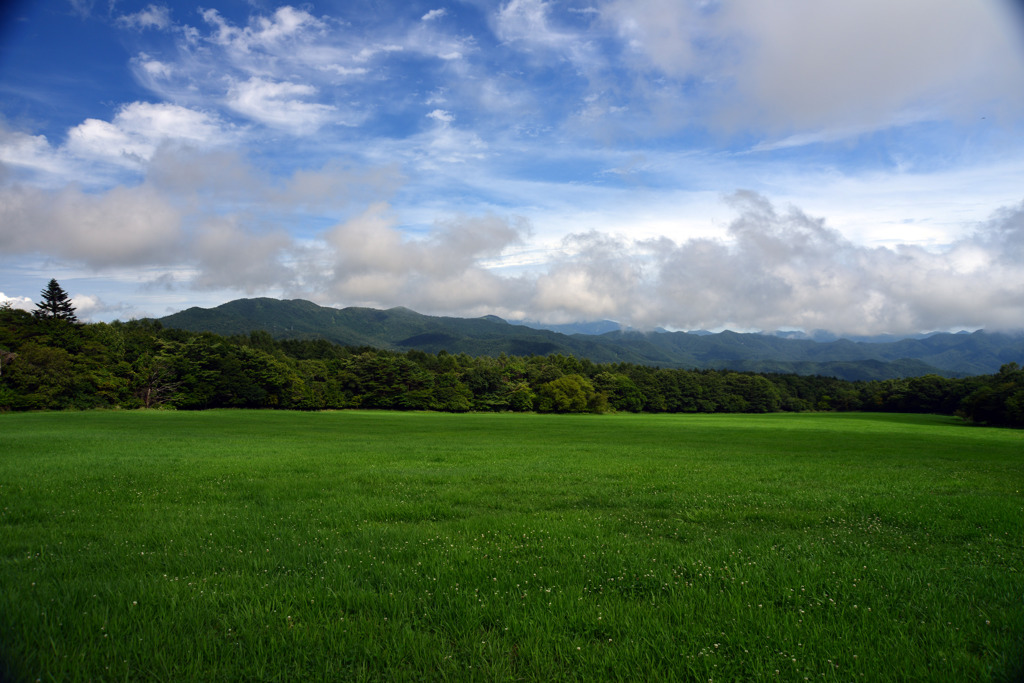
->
156;298;1024;381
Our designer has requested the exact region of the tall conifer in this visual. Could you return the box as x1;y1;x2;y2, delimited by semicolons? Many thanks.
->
34;279;78;323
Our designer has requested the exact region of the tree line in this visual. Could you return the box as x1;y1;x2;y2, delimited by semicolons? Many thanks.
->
2;282;1022;427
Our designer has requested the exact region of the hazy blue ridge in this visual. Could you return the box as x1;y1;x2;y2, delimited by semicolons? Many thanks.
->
156;298;1024;380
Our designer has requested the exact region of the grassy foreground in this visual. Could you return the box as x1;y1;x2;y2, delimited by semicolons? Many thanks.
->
1;411;1022;681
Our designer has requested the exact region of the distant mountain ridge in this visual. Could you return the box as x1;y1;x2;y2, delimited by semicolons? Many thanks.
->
156;298;1024;380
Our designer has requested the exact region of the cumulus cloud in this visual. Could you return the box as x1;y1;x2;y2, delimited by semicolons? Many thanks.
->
0;293;33;312
0;128;72;179
534;230;648;320
526;191;1024;334
0;103;237;189
279;190;1024;333
70;294;106;321
322;203;529;311
65;102;231;167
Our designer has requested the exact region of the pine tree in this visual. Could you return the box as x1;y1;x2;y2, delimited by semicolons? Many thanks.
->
34;279;78;323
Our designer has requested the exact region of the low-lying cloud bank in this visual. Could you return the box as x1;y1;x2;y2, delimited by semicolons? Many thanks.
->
2;146;1022;335
532;191;1024;334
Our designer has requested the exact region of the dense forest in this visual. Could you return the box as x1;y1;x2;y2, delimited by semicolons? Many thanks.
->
1;288;1022;427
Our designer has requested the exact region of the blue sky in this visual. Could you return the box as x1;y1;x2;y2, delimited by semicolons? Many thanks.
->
2;0;1024;334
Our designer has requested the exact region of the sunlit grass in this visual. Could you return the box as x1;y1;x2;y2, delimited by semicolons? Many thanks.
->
1;411;1022;681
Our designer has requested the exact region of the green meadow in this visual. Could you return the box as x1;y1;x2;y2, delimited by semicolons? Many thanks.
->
1;411;1022;681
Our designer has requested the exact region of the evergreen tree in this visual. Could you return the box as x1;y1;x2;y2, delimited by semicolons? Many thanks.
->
34;279;78;323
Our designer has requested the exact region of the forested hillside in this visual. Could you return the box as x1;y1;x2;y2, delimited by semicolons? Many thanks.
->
159;298;1024;380
3;303;1022;426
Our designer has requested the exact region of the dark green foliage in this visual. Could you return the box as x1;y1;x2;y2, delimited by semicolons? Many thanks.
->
957;363;1024;427
592;372;645;412
535;374;601;413
1;299;1023;424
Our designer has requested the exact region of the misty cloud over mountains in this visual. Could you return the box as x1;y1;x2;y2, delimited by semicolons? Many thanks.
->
2;142;1022;335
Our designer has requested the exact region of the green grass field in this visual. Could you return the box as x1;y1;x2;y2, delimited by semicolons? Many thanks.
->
1;410;1022;681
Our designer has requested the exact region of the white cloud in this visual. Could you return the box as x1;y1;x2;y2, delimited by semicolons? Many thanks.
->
65;102;231;167
117;4;172;31
66;119;146;164
120;1;473;138
495;0;602;74
321;65;370;78
226;77;337;134
524;191;1024;333
321;203;528;311
249;6;323;43
191;6;410;86
422;9;448;22
202;6;325;52
135;55;173;80
353;45;405;63
326;202;408;273
303;191;1024;332
0;128;72;178
420;125;488;166
495;0;568;49
0;293;33;312
534;230;645;320
70;293;103;319
403;23;471;63
427;109;454;124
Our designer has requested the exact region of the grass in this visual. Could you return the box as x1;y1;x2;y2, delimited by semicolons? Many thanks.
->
1;410;1022;681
